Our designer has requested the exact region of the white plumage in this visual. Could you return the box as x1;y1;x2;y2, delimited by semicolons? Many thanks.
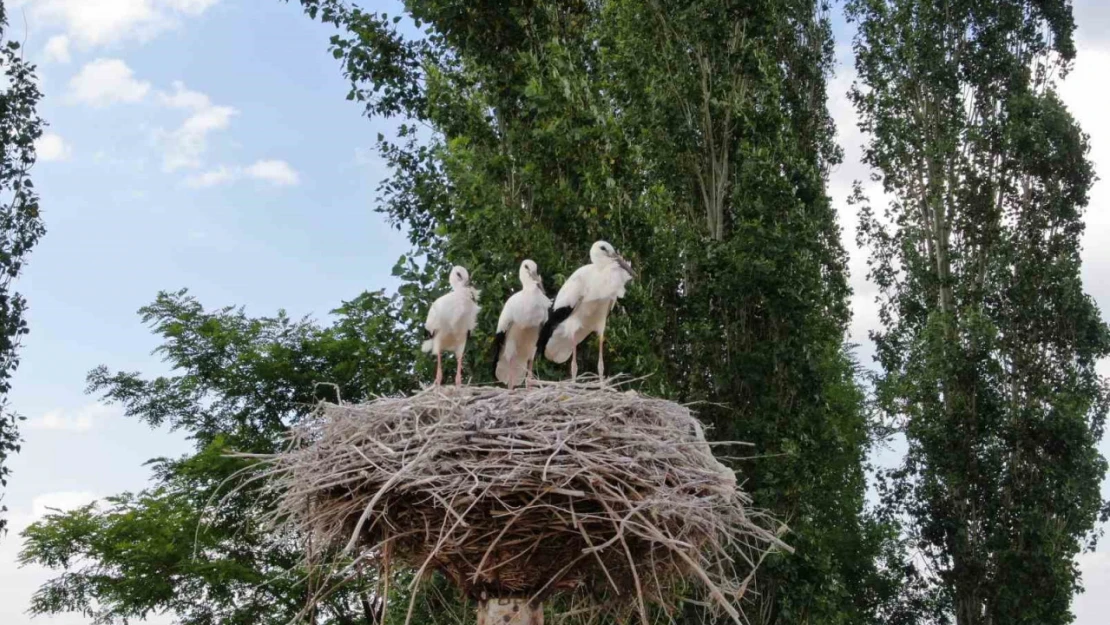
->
540;241;634;380
493;260;551;388
422;265;480;386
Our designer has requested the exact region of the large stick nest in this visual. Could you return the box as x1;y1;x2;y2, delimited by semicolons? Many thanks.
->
256;379;787;623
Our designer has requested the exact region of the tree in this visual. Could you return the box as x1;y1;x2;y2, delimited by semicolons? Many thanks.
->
19;290;436;625
22;2;898;624
846;1;1110;623
0;0;46;536
298;1;893;623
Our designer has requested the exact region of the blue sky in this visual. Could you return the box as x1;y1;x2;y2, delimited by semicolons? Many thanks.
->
1;2;411;622
1;1;1108;624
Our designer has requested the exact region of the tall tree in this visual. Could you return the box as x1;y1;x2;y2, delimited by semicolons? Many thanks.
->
0;1;46;536
299;1;894;623
847;1;1110;623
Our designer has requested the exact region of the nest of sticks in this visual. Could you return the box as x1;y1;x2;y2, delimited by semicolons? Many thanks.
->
255;378;787;624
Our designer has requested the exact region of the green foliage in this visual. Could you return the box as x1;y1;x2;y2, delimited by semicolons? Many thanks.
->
293;1;892;623
847;1;1110;624
21;2;902;624
20;289;421;624
0;0;46;536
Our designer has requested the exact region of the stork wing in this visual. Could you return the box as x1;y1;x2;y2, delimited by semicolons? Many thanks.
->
551;266;588;310
491;327;508;378
496;292;519;333
492;291;524;377
424;295;444;332
538;267;588;354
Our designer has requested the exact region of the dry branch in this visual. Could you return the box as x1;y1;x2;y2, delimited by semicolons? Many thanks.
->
251;378;787;625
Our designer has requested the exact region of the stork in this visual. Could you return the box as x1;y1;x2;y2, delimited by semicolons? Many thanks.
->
421;265;480;386
538;241;634;380
492;260;551;389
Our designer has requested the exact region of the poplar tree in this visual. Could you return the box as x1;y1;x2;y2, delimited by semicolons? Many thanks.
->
302;1;891;622
846;1;1110;623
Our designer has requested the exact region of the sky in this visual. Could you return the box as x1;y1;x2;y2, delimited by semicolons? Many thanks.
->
0;1;1107;624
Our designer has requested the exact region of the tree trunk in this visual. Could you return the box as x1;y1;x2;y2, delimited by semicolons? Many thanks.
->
477;597;543;625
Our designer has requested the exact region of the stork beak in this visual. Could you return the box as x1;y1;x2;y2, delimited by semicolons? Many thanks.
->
616;255;636;279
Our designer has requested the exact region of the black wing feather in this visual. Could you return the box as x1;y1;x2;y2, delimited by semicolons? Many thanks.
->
537;305;574;356
491;330;507;377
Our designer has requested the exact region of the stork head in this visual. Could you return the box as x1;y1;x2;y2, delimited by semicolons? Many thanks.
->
590;241;615;264
448;265;470;290
519;259;542;288
590;240;636;278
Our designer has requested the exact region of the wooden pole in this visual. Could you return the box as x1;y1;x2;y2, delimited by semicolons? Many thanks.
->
477;597;543;625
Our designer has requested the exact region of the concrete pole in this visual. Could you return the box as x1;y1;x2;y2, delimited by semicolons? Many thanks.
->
477;597;543;625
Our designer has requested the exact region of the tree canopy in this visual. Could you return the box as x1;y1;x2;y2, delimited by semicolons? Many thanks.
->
0;0;47;536
16;1;1108;625
20;290;428;624
847;0;1109;623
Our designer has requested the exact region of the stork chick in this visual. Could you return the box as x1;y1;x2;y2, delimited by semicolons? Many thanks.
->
422;265;480;387
493;260;551;389
538;241;635;380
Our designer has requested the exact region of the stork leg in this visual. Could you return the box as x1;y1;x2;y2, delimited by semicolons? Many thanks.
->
526;358;534;389
598;333;605;381
570;348;578;381
506;355;517;390
455;351;464;387
435;352;443;386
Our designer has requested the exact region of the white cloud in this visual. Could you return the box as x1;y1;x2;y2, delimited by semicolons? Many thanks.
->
1076;552;1110;625
827;47;889;367
164;0;220;12
19;0;221;48
34;132;72;162
1059;39;1110;423
184;165;236;188
29;491;99;520
157;80;212;110
154;82;237;172
245;159;300;186
183;160;302;189
1074;1;1110;52
67;58;150;106
26;403;121;432
1061;48;1110;314
43;34;71;63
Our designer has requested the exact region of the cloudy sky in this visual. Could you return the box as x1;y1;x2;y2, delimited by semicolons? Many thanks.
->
0;1;1107;624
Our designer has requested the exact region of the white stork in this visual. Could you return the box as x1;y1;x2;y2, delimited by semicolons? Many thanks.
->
421;265;480;386
492;260;551;389
538;241;635;380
